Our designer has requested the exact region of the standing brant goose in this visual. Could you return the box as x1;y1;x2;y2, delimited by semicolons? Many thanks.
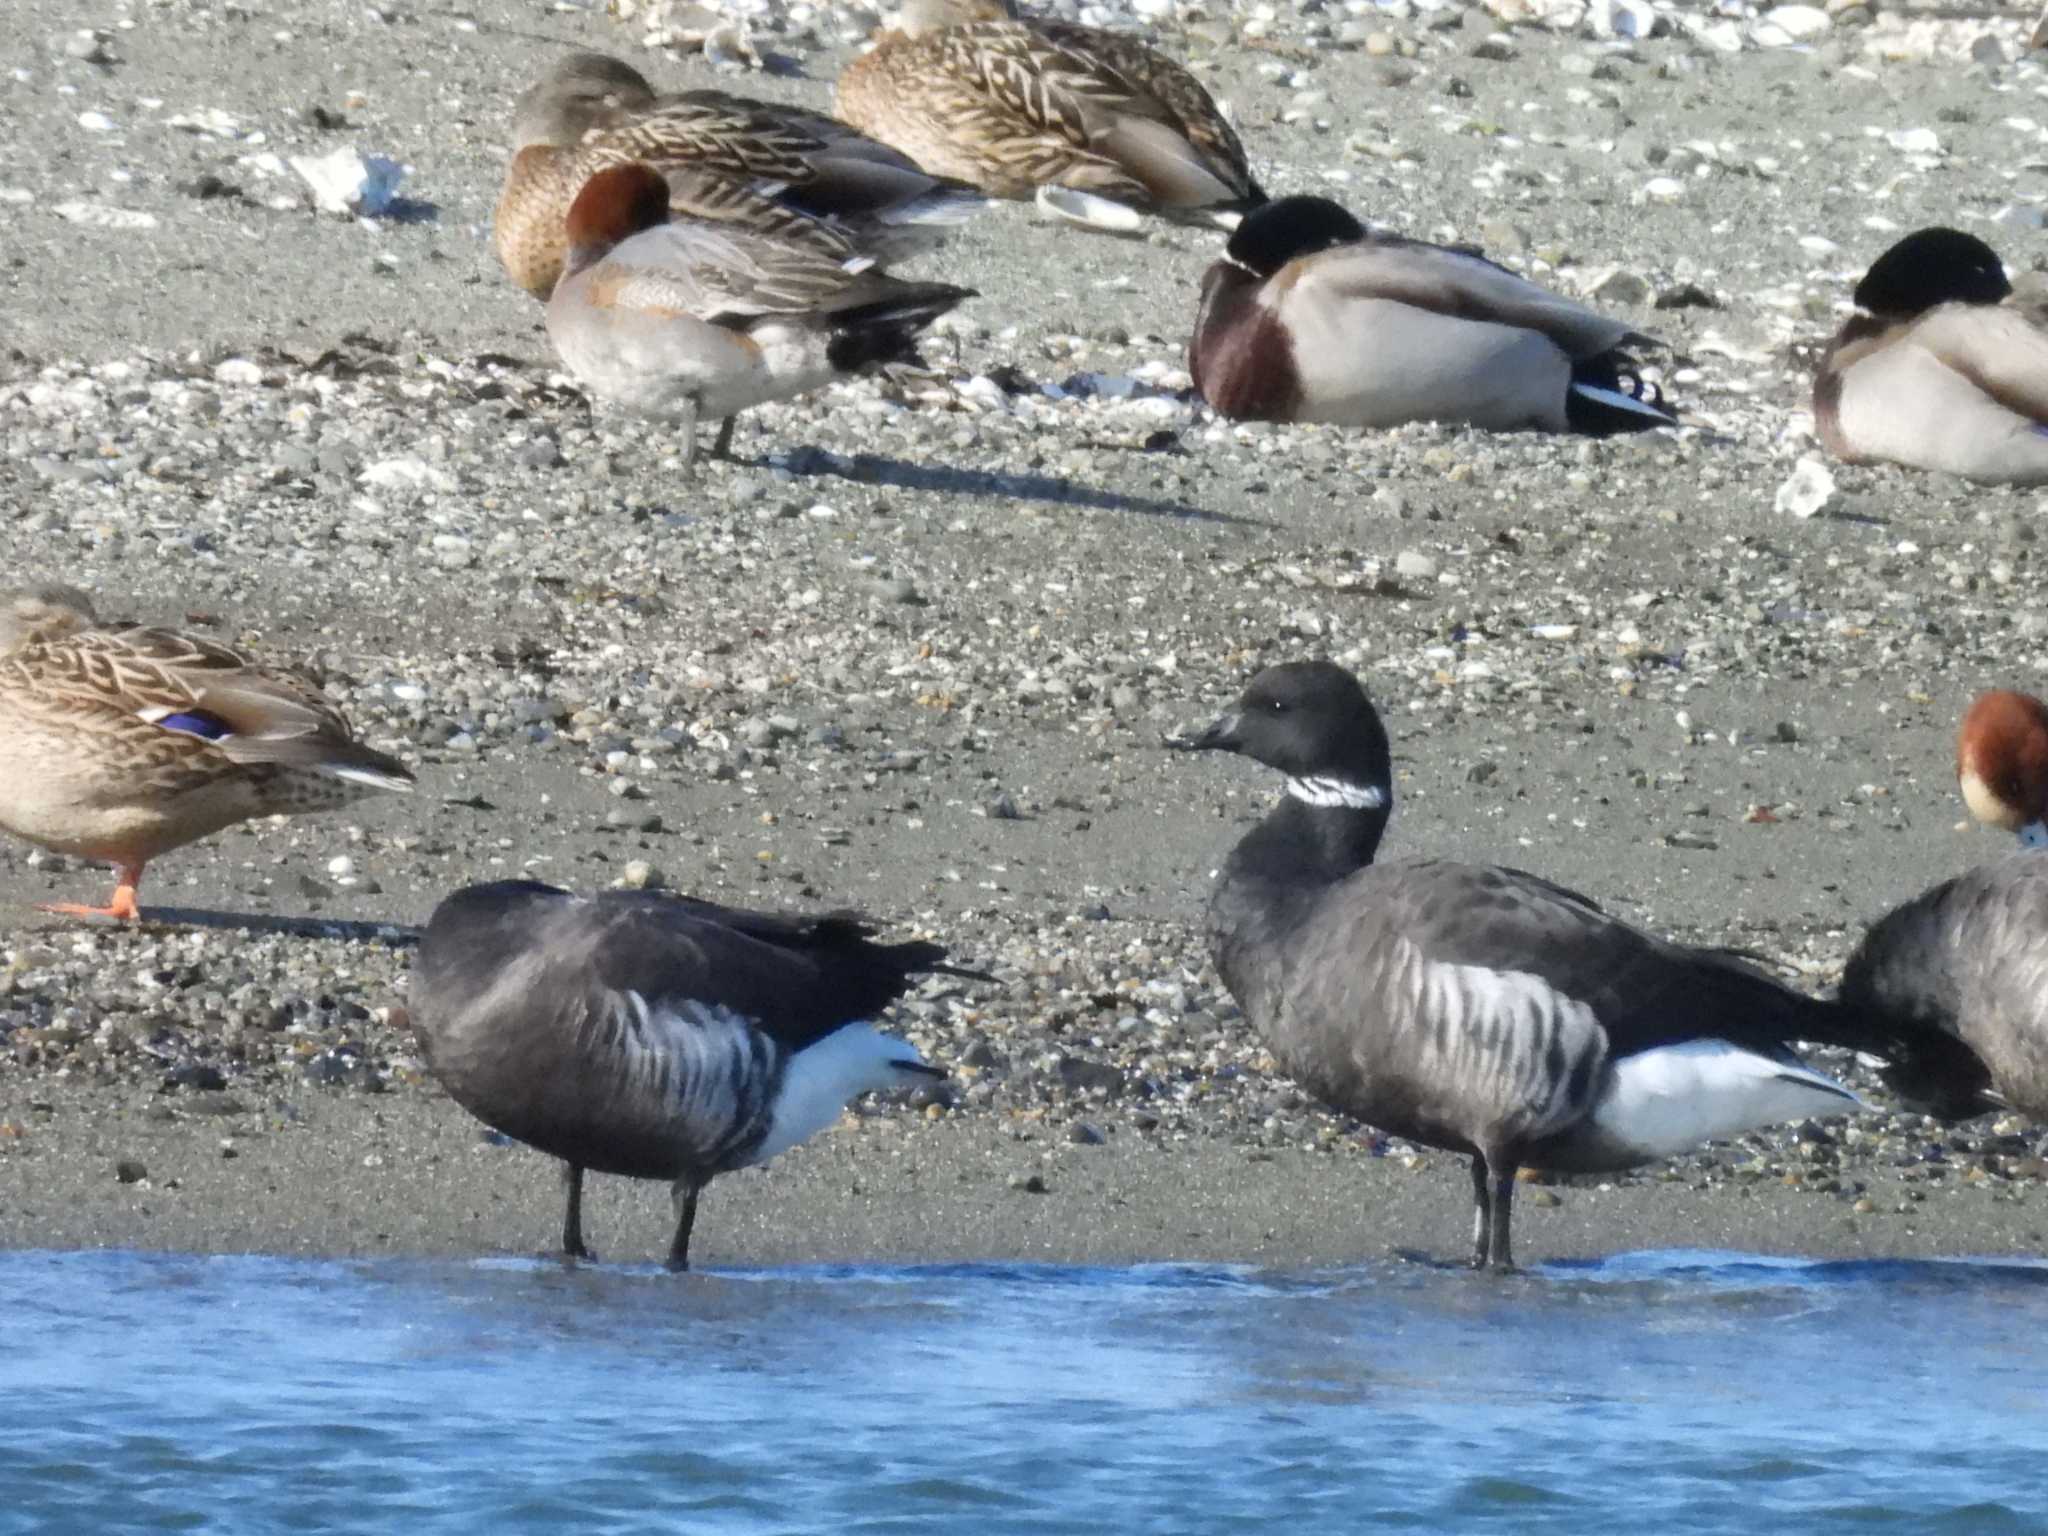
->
1838;690;2048;1122
412;880;980;1269
1171;661;1863;1270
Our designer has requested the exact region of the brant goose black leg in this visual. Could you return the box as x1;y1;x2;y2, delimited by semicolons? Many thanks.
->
1467;1157;1492;1270
1484;1162;1517;1273
710;414;737;460
665;1182;701;1272
561;1162;595;1262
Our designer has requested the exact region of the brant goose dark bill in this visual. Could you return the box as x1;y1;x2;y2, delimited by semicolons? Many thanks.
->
1189;195;1677;436
1839;690;2048;1122
411;880;983;1270
1170;661;1862;1270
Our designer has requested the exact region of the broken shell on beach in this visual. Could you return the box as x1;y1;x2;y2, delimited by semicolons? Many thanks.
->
4;0;2048;1270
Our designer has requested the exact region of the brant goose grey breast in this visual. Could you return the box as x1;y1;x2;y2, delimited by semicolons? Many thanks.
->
1171;661;1862;1270
1839;689;2048;1122
411;880;979;1269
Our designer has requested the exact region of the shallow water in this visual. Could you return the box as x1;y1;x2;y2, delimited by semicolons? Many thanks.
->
5;1248;2044;1534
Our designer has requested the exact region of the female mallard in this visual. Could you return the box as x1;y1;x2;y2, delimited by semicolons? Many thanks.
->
546;163;974;464
1814;226;2048;484
1190;195;1678;434
0;586;414;921
496;50;979;300
834;0;1264;230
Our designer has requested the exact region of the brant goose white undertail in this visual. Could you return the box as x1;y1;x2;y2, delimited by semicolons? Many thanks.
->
1171;661;1863;1270
411;880;981;1269
1839;689;2048;1122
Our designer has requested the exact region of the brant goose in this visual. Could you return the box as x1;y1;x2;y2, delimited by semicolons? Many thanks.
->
1190;195;1678;435
546;162;975;464
411;880;979;1269
495;51;980;301
835;0;1265;233
1839;690;2048;1121
1814;227;2048;484
1171;661;1861;1270
0;584;412;921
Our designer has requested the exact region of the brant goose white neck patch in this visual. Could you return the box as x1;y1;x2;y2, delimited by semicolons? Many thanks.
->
1285;776;1386;810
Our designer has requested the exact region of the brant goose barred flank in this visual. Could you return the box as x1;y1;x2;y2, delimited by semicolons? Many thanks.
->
546;162;974;466
494;49;980;301
1814;226;2048;484
0;583;413;923
834;0;1265;231
410;880;975;1270
1172;659;1863;1271
1190;194;1678;436
1838;692;2048;1124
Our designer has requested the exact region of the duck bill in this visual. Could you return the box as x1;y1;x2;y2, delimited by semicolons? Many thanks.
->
1165;711;1243;753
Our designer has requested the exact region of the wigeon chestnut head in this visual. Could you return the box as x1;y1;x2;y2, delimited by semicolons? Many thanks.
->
545;162;974;464
0;585;412;922
1814;227;2048;484
1189;196;1679;436
834;0;1264;232
494;50;979;301
1957;688;2048;847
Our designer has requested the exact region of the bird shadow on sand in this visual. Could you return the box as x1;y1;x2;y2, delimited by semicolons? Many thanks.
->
766;447;1261;526
21;905;420;947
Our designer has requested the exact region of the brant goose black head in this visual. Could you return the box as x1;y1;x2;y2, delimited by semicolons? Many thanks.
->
1225;195;1367;279
1854;227;2010;318
1171;660;1392;806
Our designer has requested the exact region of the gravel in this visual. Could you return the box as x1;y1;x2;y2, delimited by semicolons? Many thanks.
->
3;0;2048;1265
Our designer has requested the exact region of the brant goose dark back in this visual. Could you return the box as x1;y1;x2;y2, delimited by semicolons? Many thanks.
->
1839;690;2048;1122
411;880;977;1269
1171;661;1863;1270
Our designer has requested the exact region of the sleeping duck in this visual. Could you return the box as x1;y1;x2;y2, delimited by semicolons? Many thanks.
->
1189;195;1677;435
1814;226;2048;485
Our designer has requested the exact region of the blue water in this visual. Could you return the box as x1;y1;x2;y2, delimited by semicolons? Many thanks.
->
5;1249;2046;1534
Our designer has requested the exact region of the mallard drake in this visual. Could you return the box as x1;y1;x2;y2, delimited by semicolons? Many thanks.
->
0;586;413;921
834;0;1264;230
546;162;974;463
1814;227;2048;485
1190;195;1678;435
495;50;980;300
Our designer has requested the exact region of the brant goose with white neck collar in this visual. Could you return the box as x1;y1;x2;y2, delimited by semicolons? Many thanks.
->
1838;689;2048;1123
1171;661;1863;1270
412;880;980;1269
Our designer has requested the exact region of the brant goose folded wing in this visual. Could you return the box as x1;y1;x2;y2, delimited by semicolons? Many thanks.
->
0;583;412;922
1815;227;2048;485
1171;661;1861;1270
1190;196;1677;435
411;880;982;1270
1840;689;2048;1122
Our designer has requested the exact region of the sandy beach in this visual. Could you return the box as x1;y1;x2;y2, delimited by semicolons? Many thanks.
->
2;0;2046;1269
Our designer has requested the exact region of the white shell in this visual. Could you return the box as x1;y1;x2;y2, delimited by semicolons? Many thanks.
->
289;145;405;217
1034;184;1147;235
1774;457;1836;520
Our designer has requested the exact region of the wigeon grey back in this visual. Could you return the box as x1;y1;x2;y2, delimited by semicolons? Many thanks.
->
410;880;981;1269
1816;227;2048;484
1191;196;1677;435
544;162;975;463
